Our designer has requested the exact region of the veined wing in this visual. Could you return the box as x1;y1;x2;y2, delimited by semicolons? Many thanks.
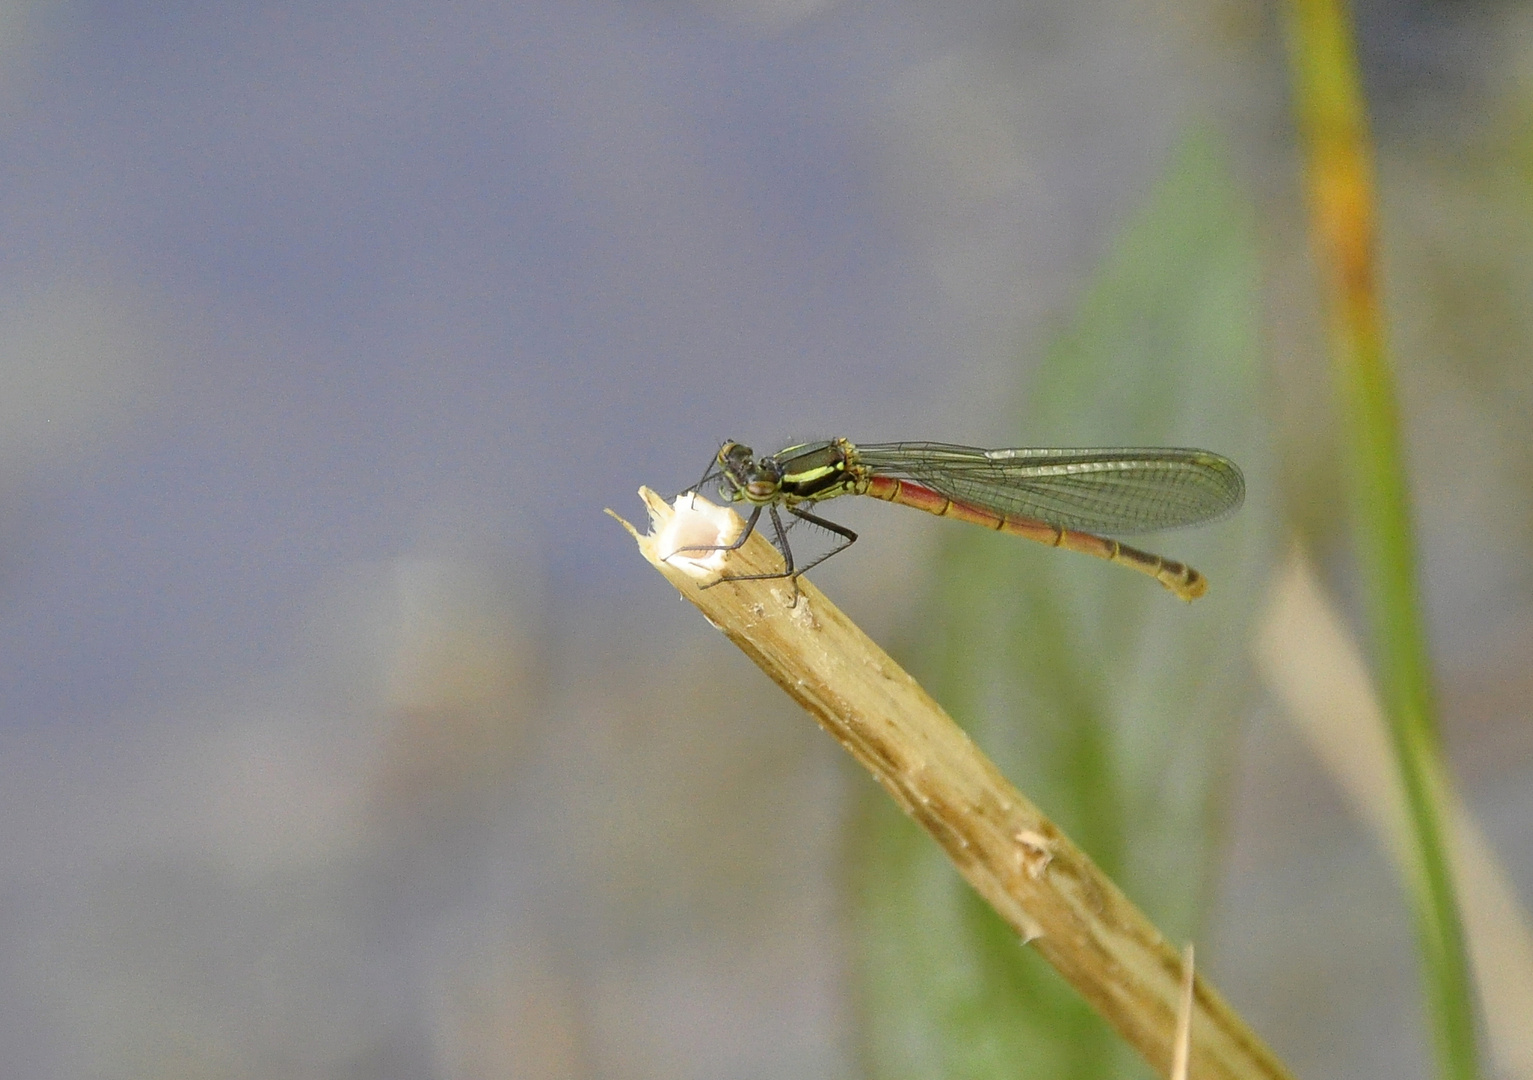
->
852;441;1245;534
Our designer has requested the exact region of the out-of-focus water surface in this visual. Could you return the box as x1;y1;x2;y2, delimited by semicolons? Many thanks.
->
1;1;1529;1077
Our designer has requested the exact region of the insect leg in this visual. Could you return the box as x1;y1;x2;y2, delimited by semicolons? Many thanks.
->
668;503;762;569
778;504;857;577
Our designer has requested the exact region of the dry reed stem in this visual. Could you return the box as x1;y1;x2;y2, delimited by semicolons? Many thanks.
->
610;488;1294;1080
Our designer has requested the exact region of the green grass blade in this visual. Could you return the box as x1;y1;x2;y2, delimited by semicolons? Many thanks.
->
1282;2;1481;1078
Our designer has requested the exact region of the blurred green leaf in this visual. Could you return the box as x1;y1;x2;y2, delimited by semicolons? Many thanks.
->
851;131;1275;1080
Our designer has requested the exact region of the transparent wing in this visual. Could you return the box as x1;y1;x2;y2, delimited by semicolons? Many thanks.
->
852;442;1244;534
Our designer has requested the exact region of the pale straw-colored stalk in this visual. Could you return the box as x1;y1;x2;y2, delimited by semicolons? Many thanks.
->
610;489;1295;1080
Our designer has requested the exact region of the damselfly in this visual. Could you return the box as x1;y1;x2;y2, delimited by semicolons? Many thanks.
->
677;439;1244;600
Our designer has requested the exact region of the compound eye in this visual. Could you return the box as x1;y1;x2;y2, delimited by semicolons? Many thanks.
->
743;458;783;499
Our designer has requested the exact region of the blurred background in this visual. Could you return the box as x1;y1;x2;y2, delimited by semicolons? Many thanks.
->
0;0;1530;1077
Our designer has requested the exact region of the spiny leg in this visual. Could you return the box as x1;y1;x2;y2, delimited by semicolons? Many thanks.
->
666;504;763;572
706;504;816;604
670;498;860;603
689;470;719;508
705;504;802;584
683;448;724;508
708;503;859;587
779;505;858;577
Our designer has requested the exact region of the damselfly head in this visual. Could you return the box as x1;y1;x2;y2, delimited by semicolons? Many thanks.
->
715;441;783;504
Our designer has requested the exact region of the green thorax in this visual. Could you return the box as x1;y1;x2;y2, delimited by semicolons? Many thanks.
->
717;438;870;506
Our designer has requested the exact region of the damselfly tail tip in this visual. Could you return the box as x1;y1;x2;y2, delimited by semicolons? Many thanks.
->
1173;570;1208;602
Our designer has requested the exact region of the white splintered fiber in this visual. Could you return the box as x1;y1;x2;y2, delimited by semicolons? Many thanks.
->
653;492;740;579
